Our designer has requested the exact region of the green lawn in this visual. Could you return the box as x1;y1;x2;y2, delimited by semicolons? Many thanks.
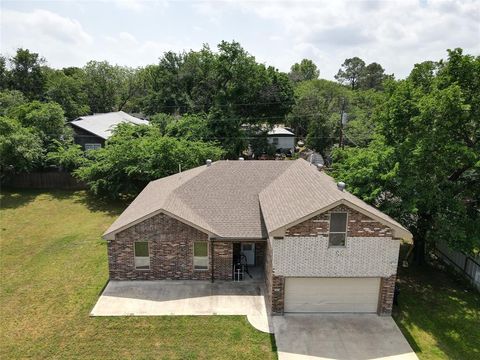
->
0;190;276;360
393;256;480;360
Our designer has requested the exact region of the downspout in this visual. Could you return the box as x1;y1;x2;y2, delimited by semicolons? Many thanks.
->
210;239;214;283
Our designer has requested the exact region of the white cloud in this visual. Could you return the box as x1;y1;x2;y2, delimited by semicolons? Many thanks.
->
1;8;179;68
203;0;480;78
1;1;478;79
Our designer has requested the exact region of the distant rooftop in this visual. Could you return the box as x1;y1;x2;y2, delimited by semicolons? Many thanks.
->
70;111;149;139
267;126;295;136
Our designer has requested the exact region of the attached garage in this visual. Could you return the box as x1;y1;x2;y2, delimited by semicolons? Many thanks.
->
284;277;381;313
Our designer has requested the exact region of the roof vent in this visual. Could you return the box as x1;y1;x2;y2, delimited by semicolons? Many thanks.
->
317;164;324;171
238;157;244;161
337;181;346;191
206;159;212;167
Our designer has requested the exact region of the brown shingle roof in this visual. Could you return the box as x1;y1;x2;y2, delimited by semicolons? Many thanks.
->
104;159;412;240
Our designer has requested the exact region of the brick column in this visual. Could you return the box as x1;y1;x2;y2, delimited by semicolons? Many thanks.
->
378;274;396;315
271;275;285;315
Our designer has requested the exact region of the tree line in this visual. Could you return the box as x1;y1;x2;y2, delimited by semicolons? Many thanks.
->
1;43;478;259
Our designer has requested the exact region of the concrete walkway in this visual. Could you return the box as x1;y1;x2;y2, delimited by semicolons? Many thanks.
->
273;314;418;360
91;280;273;333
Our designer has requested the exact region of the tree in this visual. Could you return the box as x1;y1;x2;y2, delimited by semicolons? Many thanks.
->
335;57;366;90
45;69;90;120
0;56;7;89
47;141;86;171
0;116;44;177
289;59;320;82
358;62;386;90
164;114;212;142
0;90;26;116
8;48;46;100
11;101;69;150
83;61;122;113
75;123;224;198
286;79;348;140
332;49;480;262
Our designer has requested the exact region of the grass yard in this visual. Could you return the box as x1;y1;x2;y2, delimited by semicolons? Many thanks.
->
0;190;277;360
393;258;480;360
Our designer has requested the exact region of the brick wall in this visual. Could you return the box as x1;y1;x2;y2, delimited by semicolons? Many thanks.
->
108;212;232;280
212;242;233;280
264;238;285;315
285;205;392;238
378;275;396;315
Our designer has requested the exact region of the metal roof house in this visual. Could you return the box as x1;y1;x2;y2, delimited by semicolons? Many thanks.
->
267;126;295;153
104;159;412;316
69;111;148;150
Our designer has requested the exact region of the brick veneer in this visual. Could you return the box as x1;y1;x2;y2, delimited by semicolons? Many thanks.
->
378;274;396;315
285;205;392;238
108;212;233;280
264;239;285;315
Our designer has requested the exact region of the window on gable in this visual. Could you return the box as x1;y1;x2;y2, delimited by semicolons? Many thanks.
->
134;241;150;270
193;242;209;270
329;212;347;247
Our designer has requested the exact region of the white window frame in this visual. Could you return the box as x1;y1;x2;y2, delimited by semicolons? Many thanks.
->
193;241;209;271
328;212;348;247
134;241;150;270
85;143;102;151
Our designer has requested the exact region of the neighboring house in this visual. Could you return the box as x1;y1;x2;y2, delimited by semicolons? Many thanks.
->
267;126;295;153
103;159;412;316
69;111;148;150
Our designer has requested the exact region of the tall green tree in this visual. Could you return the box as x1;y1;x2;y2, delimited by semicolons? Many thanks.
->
8;48;46;100
83;61;122;113
289;59;320;82
45;69;90;120
358;62;386;90
335;57;366;90
332;49;480;262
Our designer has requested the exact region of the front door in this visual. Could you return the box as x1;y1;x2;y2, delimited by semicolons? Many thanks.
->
241;243;255;265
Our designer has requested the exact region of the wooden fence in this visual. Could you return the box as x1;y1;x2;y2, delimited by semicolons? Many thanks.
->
3;171;87;190
435;241;480;291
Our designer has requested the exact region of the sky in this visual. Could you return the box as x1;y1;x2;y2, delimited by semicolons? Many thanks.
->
1;0;479;80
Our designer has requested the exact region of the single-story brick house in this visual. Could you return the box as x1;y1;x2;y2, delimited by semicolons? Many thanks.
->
69;111;148;150
103;159;412;316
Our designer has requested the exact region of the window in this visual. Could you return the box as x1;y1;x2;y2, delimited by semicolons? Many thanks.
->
193;242;208;270
272;137;279;145
134;241;150;270
85;143;102;151
329;212;347;247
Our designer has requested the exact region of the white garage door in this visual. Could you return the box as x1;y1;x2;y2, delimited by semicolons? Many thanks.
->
284;277;380;313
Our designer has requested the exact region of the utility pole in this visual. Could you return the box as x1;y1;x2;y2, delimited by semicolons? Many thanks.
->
339;98;346;149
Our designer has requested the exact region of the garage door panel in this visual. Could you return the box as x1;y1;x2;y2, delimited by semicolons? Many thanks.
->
285;278;380;313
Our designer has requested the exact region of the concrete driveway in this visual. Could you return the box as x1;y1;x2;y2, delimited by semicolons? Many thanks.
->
91;280;272;333
273;314;418;360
